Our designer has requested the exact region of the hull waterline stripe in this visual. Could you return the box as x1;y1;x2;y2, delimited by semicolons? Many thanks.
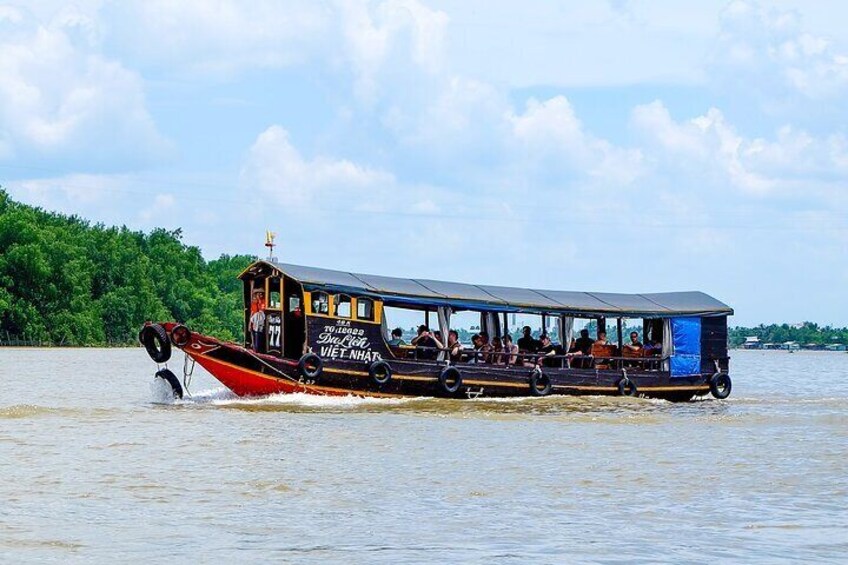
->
191;353;406;398
191;351;711;396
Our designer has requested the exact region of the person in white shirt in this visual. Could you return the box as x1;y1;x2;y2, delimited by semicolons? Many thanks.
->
249;308;266;352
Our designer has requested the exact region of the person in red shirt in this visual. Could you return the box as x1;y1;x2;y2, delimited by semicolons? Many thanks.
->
250;290;265;315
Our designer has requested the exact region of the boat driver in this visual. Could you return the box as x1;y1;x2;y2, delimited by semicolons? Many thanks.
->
249;297;266;352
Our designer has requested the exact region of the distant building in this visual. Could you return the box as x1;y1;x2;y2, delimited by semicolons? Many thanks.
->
781;341;800;351
825;344;847;352
742;336;762;349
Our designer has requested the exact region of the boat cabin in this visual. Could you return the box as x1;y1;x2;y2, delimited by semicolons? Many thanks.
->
238;261;732;379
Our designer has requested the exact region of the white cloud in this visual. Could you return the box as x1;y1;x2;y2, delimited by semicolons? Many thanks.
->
382;76;510;156
0;6;171;168
8;173;135;206
96;0;449;96
509;96;644;184
139;193;176;222
632;99;848;196
101;0;329;76
712;0;848;99
338;0;449;103
633;100;773;194
239;125;395;207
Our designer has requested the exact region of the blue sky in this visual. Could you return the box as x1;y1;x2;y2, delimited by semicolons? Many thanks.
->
2;0;848;326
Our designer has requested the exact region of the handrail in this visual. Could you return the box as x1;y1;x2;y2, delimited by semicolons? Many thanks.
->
395;343;669;366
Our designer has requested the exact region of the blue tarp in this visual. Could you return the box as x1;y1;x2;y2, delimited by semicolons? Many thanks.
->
670;317;701;377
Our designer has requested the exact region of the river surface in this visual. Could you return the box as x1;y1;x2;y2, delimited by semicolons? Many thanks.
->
1;349;846;563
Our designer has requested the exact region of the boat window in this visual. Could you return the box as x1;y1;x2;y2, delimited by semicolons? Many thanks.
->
334;294;352;318
269;290;281;309
312;291;330;315
357;298;375;321
288;295;301;313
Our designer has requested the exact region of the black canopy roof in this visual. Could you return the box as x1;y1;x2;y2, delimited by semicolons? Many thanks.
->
242;261;732;317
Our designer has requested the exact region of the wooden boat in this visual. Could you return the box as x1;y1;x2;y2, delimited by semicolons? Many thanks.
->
140;260;733;401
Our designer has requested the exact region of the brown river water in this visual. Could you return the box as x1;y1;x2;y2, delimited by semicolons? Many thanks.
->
1;348;846;563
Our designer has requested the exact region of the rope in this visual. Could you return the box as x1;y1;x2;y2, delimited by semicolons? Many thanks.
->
182;354;195;398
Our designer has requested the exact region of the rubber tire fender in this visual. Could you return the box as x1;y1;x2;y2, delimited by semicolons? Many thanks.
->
709;373;732;399
170;324;191;347
617;377;638;397
140;324;171;363
155;368;184;399
438;366;463;394
369;360;393;386
529;369;552;396
298;353;323;381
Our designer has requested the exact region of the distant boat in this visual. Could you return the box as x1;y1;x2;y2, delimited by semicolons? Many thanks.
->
139;260;733;402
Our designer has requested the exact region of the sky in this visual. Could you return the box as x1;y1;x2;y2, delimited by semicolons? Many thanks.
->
1;0;848;326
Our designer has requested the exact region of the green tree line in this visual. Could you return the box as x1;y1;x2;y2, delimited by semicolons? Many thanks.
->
4;189;847;348
728;322;848;347
0;189;254;345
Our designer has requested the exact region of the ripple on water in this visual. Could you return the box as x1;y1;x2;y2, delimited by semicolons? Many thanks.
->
1;348;846;562
0;404;70;419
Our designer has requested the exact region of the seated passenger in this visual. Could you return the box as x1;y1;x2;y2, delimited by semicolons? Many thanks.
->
411;325;443;360
624;331;643;352
538;334;565;367
643;339;662;356
446;330;463;363
572;329;594;355
387;327;406;346
491;336;504;365
517;326;540;353
468;333;483;363
502;334;519;365
478;331;494;363
594;331;608;346
567;329;594;368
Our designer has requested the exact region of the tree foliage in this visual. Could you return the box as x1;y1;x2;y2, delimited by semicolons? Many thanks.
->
0;189;254;345
729;322;848;347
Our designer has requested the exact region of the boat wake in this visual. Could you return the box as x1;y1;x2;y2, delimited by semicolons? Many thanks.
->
148;379;689;418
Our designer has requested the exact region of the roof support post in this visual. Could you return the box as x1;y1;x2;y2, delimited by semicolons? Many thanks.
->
617;318;624;353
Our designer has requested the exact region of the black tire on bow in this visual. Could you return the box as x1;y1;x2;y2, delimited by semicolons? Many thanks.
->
140;324;171;363
170;324;191;347
155;368;183;399
529;369;552;396
369;360;393;386
438;366;462;394
709;373;732;399
298;353;323;381
617;377;638;397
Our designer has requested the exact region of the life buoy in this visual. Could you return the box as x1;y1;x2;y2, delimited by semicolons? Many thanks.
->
170;324;191;347
369;360;392;386
617;377;638;396
155;368;183;399
529;369;552;396
709;373;732;399
438;366;462;394
140;324;171;363
298;353;323;381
